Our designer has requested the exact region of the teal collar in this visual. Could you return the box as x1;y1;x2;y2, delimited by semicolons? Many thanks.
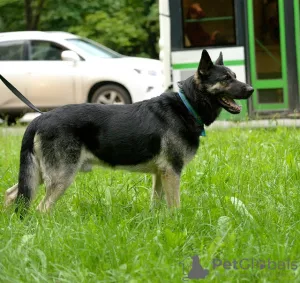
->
178;90;206;137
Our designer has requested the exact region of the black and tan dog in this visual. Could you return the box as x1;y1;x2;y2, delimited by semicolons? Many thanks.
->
5;50;253;213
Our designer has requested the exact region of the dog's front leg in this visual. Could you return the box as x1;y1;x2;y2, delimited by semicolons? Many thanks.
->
151;174;163;207
161;169;181;208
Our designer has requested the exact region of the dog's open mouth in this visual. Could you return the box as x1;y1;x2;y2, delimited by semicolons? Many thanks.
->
218;96;241;114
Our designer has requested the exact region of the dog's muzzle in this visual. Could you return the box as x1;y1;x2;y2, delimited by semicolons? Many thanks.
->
218;85;254;114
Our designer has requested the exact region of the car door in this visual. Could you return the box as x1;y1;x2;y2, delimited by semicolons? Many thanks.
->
26;40;78;107
0;40;29;110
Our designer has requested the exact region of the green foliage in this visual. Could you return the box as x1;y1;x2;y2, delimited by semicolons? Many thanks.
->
0;0;159;58
0;0;25;32
1;126;300;282
70;9;148;57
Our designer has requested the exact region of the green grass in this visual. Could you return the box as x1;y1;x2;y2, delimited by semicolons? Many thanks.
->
1;126;300;282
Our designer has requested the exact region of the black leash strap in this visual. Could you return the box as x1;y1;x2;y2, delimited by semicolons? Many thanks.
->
0;74;43;114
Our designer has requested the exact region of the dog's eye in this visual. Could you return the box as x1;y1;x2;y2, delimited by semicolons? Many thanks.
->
221;75;231;82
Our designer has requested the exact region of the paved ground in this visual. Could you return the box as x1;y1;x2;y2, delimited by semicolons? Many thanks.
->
211;119;300;129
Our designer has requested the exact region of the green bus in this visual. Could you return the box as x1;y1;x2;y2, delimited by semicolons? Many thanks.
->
159;0;300;120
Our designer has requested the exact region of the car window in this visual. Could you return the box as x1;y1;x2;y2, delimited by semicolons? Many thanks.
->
0;41;25;60
30;41;66;60
67;38;122;58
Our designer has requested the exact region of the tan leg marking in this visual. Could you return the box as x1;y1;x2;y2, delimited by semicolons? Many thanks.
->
4;183;18;207
151;173;164;207
161;170;181;208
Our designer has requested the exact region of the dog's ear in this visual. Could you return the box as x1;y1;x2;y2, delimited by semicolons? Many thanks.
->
198;49;213;75
215;52;224;65
177;80;184;89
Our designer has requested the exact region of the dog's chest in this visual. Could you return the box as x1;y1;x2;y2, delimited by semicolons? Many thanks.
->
157;131;198;167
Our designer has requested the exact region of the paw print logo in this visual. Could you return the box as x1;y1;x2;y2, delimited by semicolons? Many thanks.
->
180;255;209;281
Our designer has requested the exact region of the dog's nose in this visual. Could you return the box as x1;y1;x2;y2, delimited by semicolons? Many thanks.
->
246;86;254;96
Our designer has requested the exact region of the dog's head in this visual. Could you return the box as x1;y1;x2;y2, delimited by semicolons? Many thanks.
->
195;50;254;114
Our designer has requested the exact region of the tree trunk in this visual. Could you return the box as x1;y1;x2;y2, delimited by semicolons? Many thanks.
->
24;0;33;30
24;0;46;30
32;0;46;30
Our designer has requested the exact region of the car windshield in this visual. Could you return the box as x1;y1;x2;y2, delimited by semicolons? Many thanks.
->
67;38;122;58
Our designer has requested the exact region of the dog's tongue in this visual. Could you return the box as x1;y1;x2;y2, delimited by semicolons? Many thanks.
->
219;97;241;113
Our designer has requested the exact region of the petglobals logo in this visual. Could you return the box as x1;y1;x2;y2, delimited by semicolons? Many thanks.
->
180;256;298;281
212;258;298;271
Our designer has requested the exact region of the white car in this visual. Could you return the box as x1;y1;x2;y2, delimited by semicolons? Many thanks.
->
0;31;164;120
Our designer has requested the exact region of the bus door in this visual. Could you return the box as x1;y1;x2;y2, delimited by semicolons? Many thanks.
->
247;0;299;115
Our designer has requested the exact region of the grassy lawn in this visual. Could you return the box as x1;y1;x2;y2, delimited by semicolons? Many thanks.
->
1;126;300;282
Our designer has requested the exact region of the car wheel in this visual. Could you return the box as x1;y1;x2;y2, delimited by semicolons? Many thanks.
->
91;84;131;105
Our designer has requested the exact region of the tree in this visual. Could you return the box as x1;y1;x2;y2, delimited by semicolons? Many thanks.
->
0;0;159;58
24;0;46;30
69;1;159;58
0;0;24;31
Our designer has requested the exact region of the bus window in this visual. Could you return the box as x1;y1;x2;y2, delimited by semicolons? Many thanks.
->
182;0;236;48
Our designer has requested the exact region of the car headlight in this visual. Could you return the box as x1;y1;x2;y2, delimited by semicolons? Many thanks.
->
134;68;158;76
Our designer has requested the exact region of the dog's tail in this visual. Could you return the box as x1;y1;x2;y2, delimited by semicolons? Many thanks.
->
15;118;40;216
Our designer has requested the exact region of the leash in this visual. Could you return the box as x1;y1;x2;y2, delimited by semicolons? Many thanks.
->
178;90;206;137
0;74;43;114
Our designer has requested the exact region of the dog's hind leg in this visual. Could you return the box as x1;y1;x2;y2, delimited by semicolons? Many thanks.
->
151;173;163;206
36;135;83;212
160;169;181;208
4;183;19;207
37;166;78;212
